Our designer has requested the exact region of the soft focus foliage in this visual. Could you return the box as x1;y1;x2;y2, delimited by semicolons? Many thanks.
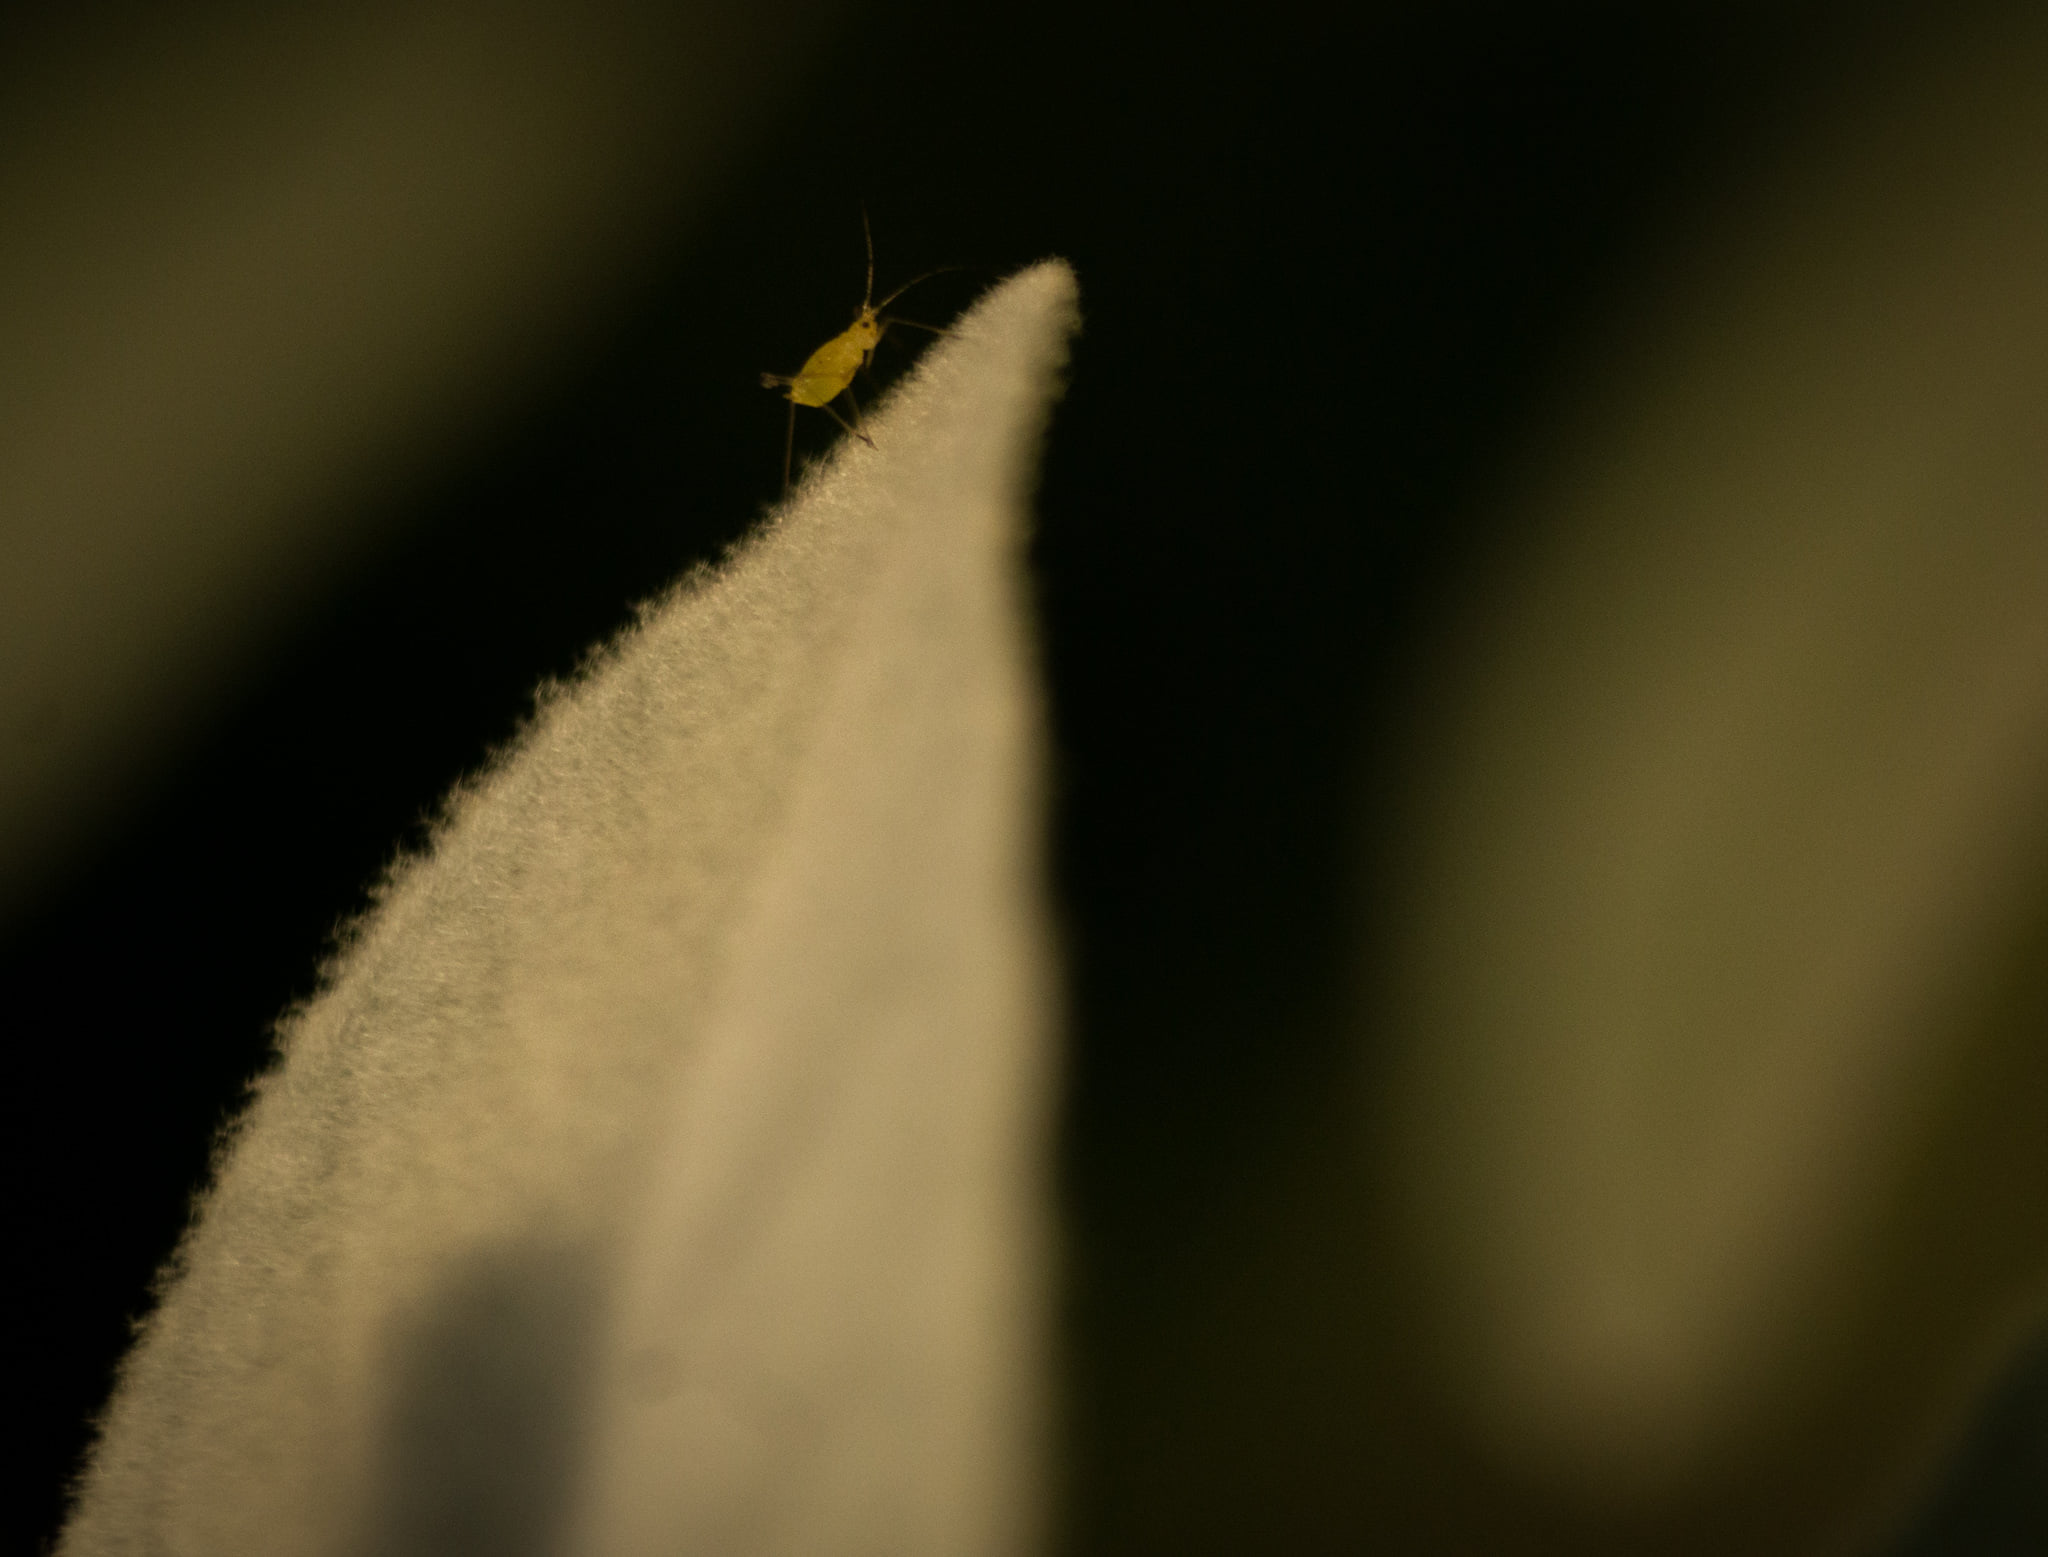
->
0;0;843;925
1379;17;2048;1546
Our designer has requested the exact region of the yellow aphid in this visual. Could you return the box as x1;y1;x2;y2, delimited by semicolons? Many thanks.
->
760;212;949;491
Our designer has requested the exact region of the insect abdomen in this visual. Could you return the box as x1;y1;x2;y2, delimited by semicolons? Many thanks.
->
790;332;868;407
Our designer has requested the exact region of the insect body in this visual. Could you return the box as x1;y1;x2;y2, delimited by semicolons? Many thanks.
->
779;311;881;411
760;213;949;492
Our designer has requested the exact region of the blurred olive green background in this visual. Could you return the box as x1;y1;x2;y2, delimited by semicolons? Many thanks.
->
6;1;2048;1552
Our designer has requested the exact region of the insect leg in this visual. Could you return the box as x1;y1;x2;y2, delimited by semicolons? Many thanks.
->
820;398;876;448
843;385;875;444
782;398;796;493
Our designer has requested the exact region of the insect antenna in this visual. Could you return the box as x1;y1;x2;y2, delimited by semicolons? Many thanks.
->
860;206;876;312
874;266;960;313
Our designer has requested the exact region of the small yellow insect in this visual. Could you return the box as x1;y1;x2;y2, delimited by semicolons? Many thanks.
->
760;212;949;491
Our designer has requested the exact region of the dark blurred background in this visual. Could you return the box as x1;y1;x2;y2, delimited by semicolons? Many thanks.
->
5;1;2045;1552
